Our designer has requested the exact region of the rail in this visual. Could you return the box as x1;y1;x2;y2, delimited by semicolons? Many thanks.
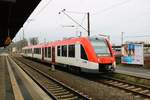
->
13;57;91;100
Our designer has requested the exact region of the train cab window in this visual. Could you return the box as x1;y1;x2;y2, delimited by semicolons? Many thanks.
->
89;37;111;56
57;46;61;56
80;45;88;60
62;45;67;57
48;47;51;58
68;45;75;57
45;47;47;57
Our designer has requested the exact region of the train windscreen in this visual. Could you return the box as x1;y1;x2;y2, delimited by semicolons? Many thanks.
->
90;37;111;56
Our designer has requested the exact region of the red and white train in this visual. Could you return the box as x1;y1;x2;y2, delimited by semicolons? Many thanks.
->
22;36;116;73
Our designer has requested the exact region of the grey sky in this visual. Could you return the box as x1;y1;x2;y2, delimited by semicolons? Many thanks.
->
14;0;150;45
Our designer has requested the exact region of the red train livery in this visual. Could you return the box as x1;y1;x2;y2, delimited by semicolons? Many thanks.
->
22;36;116;73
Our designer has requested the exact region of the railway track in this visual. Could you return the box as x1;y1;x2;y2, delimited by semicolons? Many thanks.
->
12;57;91;100
12;56;150;99
97;75;150;99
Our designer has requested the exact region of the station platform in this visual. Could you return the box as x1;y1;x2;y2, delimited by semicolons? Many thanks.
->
116;64;150;79
0;53;51;100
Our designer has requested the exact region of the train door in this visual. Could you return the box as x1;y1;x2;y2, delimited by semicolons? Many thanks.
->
42;48;44;60
52;46;55;63
32;48;34;58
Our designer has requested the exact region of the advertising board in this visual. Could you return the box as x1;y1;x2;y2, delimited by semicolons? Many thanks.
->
121;43;144;65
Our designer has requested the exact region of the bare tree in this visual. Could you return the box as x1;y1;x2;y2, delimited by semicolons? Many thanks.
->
30;37;39;45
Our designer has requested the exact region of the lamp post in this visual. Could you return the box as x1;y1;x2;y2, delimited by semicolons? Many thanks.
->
22;18;35;47
121;32;124;45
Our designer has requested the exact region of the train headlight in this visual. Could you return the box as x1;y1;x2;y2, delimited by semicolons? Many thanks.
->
108;65;112;69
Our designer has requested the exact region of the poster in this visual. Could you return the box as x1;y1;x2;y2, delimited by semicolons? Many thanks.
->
121;43;144;65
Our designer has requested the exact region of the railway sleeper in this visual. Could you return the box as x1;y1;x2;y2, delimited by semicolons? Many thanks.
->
125;86;135;89
48;85;61;89
60;96;78;100
119;84;129;88
146;93;150;96
49;87;64;91
54;91;70;96
48;83;58;86
105;80;114;83
57;94;74;99
52;89;67;93
112;81;119;84
131;88;142;91
139;90;149;94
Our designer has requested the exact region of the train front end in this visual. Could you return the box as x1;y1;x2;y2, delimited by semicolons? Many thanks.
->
89;36;116;72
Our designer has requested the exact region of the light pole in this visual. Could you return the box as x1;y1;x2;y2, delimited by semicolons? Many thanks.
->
22;26;25;40
87;12;90;36
121;32;124;45
22;18;35;47
23;19;34;39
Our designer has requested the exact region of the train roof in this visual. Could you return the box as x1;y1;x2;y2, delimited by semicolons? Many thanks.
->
22;43;45;49
23;36;107;49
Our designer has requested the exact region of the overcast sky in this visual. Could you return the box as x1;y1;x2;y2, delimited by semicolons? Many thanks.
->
14;0;150;45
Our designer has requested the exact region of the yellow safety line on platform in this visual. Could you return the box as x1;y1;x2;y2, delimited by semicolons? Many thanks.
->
6;57;24;100
8;56;52;100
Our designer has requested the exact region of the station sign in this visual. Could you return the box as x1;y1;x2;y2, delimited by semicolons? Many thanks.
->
4;36;12;45
121;43;144;65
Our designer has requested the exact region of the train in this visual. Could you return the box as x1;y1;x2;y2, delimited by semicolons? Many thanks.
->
22;35;116;73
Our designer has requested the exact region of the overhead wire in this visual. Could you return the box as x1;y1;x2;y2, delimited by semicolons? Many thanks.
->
80;13;87;26
65;11;86;14
33;0;53;18
125;35;150;38
61;11;88;32
92;0;131;16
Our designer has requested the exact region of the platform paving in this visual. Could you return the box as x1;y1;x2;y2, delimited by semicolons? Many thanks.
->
116;65;150;79
0;56;5;100
0;54;15;100
0;53;52;100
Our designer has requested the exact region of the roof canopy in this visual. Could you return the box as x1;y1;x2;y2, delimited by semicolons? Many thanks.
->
0;0;41;47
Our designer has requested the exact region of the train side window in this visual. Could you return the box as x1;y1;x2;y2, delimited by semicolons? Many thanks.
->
34;48;41;54
39;48;41;54
48;47;51;58
45;47;47;57
68;44;75;57
80;45;88;60
62;45;67;57
57;46;61;56
30;49;32;53
34;48;36;54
